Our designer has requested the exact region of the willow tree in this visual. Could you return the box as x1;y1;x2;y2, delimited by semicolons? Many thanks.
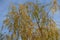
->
3;1;59;40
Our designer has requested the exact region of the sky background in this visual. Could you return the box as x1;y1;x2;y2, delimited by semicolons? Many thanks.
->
0;0;60;34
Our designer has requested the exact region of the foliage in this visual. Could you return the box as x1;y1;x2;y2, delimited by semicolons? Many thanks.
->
3;0;59;40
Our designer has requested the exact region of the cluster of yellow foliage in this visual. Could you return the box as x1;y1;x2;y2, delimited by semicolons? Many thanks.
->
3;1;59;40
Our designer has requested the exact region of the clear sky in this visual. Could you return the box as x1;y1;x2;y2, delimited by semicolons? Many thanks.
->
0;0;60;34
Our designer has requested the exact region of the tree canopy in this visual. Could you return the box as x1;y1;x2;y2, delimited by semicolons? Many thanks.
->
2;0;60;40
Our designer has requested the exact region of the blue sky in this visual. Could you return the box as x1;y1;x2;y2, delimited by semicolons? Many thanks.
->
0;0;60;34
